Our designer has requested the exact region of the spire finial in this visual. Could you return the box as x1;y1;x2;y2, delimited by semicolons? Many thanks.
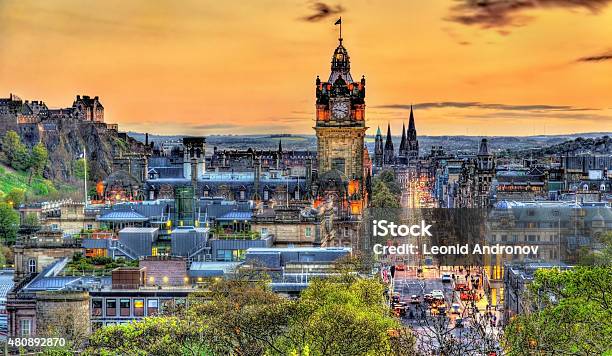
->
335;17;342;42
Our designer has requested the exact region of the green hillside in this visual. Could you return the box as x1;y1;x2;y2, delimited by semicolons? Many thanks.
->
0;163;76;202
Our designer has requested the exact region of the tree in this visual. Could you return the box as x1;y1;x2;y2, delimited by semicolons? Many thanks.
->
85;275;416;356
1;130;30;171
73;158;89;180
503;266;612;355
185;279;294;356
22;212;40;227
371;180;401;209
2;130;22;165
86;316;210;356
376;169;402;197
0;202;20;244
28;142;48;184
273;277;414;356
4;188;25;207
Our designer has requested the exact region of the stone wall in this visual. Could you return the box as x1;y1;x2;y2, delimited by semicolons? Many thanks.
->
35;291;90;341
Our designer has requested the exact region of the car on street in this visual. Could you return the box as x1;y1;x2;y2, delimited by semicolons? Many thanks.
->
454;282;469;291
451;303;461;314
441;273;453;283
437;305;447;315
410;295;420;304
423;293;434;303
431;290;444;300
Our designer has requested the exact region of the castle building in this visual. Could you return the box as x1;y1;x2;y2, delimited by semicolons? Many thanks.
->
72;95;104;122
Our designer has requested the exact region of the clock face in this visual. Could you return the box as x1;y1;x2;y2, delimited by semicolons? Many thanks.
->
331;101;350;120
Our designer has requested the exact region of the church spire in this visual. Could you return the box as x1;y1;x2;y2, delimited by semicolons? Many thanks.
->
399;122;407;152
385;123;393;149
408;105;416;132
278;139;283;153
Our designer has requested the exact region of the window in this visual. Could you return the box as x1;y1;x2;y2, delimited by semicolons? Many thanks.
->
217;249;232;261
305;227;312;238
92;299;103;317
263;190;269;201
343;227;349;237
161;299;174;313
331;158;345;174
134;299;144;317
106;299;116;316
19;319;31;337
501;235;507;242
51;223;59;231
120;299;131;316
28;259;37;273
260;227;268;237
87;224;93;230
147;299;159;316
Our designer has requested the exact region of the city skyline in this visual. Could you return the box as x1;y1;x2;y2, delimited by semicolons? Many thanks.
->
1;0;612;136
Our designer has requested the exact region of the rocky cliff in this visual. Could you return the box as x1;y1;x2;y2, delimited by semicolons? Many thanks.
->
4;119;146;184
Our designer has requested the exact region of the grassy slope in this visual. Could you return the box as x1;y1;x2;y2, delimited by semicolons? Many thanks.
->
0;163;77;199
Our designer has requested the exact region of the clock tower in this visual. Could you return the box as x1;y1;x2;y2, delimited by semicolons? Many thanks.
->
314;33;368;216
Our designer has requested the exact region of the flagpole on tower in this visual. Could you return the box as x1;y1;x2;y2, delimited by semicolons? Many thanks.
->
335;17;342;41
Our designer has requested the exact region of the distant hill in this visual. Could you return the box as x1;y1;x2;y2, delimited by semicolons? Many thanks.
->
507;135;611;158
127;131;611;155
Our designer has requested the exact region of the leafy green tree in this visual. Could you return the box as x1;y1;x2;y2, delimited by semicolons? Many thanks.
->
2;130;22;164
1;130;31;171
185;279;294;356
503;266;612;355
28;142;48;184
22;212;40;227
578;231;612;266
86;317;210;356
4;188;25;207
376;169;402;196
371;180;400;209
0;202;20;244
274;277;414;356
73;158;89;180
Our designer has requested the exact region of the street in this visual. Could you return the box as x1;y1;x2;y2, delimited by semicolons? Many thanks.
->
389;265;503;355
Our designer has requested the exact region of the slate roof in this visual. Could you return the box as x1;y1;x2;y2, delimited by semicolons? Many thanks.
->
217;211;253;221
98;210;148;222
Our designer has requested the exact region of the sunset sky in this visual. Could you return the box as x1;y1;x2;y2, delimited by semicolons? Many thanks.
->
1;0;611;136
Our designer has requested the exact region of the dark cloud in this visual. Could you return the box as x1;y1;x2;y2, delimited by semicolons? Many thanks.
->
375;102;596;112
190;123;238;130
447;0;612;29
577;49;612;62
301;2;344;22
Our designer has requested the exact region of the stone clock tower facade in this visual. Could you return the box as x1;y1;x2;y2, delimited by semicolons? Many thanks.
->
313;35;369;223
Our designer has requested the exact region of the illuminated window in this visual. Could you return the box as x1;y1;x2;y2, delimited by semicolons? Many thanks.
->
147;299;159;316
134;299;144;317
